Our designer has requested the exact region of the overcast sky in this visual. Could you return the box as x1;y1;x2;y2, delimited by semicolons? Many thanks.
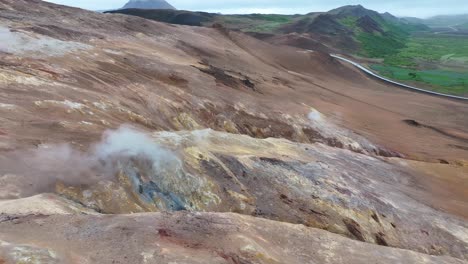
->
46;0;468;18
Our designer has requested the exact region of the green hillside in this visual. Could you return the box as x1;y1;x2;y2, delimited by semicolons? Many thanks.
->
279;5;429;57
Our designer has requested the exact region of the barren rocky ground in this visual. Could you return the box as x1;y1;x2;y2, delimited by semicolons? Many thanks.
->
0;0;467;263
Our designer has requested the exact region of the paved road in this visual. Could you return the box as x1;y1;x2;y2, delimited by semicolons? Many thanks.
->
434;26;459;35
331;55;468;101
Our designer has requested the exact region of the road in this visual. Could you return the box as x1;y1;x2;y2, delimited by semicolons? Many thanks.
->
434;26;459;35
331;55;468;101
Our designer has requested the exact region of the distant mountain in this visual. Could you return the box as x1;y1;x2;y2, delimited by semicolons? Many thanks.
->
401;17;425;24
327;4;380;18
403;14;468;28
423;14;468;27
121;0;176;10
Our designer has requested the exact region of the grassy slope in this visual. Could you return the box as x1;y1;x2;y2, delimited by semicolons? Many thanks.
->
220;14;298;33
352;18;425;58
371;64;468;95
334;12;421;58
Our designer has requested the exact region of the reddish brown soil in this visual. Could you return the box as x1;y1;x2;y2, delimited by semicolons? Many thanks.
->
0;0;467;221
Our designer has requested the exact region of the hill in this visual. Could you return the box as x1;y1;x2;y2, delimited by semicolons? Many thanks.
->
423;14;468;27
279;5;429;56
121;0;176;10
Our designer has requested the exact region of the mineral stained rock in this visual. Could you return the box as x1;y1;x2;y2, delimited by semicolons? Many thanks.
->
0;211;466;264
0;0;467;263
53;129;468;260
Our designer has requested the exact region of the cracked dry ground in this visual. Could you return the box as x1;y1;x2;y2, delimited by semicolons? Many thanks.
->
0;0;467;263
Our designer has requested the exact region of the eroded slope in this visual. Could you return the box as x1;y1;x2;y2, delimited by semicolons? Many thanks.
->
0;0;467;263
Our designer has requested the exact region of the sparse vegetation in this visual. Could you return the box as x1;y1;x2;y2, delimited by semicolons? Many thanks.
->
221;14;297;33
339;16;358;27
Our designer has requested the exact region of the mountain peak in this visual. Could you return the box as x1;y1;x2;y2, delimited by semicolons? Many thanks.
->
122;0;176;10
327;5;377;18
381;12;400;22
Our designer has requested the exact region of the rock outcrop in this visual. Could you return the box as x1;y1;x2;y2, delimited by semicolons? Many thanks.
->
0;211;466;264
47;130;466;260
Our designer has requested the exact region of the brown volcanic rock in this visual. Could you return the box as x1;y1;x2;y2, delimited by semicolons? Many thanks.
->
0;212;466;264
295;14;352;35
0;0;466;162
47;130;468;260
280;14;358;52
258;33;334;53
0;0;467;263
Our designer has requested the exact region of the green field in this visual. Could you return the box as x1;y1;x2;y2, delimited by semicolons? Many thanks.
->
370;64;468;95
369;34;468;95
318;14;468;95
383;34;468;67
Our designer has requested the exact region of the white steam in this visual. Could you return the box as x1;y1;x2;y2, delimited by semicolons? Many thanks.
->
308;109;323;122
306;108;379;153
94;126;179;168
0;125;179;199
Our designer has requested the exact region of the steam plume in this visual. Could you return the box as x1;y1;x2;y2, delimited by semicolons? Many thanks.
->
0;125;178;199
